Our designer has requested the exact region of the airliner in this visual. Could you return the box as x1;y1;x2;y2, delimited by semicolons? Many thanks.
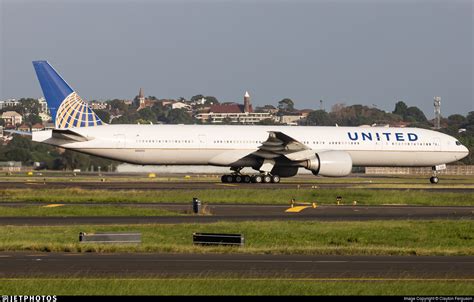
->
27;61;468;184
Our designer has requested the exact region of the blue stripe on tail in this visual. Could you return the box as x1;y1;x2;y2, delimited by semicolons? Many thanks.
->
32;61;73;123
32;61;105;128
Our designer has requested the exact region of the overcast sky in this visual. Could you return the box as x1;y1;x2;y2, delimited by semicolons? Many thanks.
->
1;0;472;117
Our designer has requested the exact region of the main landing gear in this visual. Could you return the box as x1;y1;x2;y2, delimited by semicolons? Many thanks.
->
221;173;280;184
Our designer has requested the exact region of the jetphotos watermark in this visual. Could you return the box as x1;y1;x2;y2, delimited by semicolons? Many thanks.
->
404;298;473;302
2;296;57;302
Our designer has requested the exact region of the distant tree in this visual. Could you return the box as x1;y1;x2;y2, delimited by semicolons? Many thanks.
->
447;114;466;125
278;98;295;112
25;114;43;125
306;110;333;126
204;96;219;105
466;111;474;125
94;110;111;123
107;99;128;112
166;108;195;124
257;118;280;125
191;94;205;103
61;150;91;170
393;101;408;117
151;103;168;122
138;108;157;123
406;106;427;122
5;148;31;162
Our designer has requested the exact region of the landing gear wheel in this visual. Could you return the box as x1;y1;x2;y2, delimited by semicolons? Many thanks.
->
430;176;439;184
263;174;272;183
224;175;234;183
233;175;243;183
243;175;251;183
221;175;227;183
252;175;263;183
271;175;280;183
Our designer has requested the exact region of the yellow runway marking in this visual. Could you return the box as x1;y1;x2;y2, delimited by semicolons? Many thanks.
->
42;204;65;208
217;184;237;187
285;206;309;213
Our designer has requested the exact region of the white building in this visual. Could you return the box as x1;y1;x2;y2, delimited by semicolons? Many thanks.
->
171;102;191;110
277;114;304;126
37;97;48;113
194;92;274;124
195;111;272;124
39;112;51;122
90;101;108;110
0;99;20;110
1;111;23;126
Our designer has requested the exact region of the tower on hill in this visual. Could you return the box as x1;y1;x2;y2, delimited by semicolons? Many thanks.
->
244;91;251;113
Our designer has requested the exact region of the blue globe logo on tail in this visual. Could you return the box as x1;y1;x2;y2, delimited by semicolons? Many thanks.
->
32;61;105;129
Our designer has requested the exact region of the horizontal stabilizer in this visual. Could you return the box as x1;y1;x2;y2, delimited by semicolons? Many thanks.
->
52;129;91;142
3;129;33;136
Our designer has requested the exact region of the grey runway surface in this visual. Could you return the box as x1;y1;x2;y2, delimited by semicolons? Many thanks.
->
0;205;472;225
2;181;473;192
0;252;472;278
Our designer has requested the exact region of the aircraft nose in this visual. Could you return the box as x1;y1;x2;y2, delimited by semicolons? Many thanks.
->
461;145;469;158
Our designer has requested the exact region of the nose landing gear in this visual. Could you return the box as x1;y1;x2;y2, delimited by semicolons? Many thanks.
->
429;165;443;184
429;176;439;184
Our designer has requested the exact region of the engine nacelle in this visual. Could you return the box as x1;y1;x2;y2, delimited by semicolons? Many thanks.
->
304;150;353;177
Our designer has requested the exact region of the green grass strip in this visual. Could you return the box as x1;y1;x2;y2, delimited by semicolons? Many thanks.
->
1;188;473;206
0;205;183;217
0;220;472;255
0;278;472;295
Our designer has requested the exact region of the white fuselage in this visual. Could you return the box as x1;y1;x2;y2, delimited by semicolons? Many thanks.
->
32;124;468;169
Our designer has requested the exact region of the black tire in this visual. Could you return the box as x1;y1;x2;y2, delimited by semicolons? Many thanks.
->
243;175;251;183
271;175;281;183
263;175;272;183
225;175;234;183
221;175;227;183
252;175;263;183
430;176;439;184
234;175;243;183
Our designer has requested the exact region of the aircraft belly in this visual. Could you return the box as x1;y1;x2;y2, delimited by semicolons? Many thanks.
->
348;150;457;167
75;148;222;165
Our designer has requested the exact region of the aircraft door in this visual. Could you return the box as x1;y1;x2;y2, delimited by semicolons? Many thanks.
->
198;134;207;149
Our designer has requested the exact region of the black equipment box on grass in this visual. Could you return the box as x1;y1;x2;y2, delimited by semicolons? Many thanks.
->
193;233;244;246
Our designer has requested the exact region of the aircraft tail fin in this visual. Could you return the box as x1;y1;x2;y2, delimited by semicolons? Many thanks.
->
32;61;105;129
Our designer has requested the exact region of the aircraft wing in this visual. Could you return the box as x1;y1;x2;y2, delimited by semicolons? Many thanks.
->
253;131;315;161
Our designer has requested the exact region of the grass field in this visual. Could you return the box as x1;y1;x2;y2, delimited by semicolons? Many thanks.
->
1;278;472;295
0;205;182;217
0;220;472;255
1;187;473;206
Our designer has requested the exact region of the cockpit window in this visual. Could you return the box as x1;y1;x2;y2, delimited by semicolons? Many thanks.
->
455;141;462;146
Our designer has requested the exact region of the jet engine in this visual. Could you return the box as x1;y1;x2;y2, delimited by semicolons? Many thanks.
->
303;150;353;177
